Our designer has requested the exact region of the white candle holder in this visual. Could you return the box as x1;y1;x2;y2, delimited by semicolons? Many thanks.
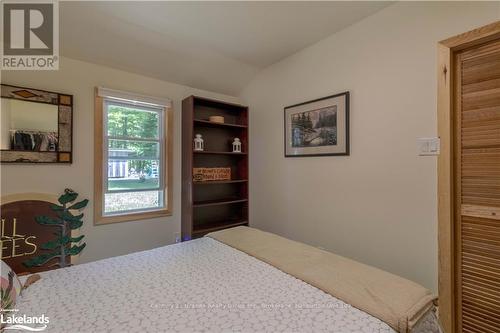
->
193;134;204;151
232;138;242;153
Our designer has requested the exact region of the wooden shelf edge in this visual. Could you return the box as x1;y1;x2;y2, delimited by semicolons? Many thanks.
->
191;95;248;109
193;151;247;155
194;119;247;128
193;220;248;235
193;179;248;185
193;198;248;207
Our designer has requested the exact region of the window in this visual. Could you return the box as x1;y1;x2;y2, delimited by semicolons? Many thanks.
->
94;88;172;224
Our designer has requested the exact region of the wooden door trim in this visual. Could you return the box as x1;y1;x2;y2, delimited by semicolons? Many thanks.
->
438;20;500;333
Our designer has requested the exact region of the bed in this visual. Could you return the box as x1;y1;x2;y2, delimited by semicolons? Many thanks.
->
13;229;441;333
1;195;440;332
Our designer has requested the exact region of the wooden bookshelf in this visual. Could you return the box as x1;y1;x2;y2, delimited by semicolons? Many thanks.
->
182;96;249;240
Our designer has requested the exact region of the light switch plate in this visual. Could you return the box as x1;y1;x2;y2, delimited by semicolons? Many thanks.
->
418;137;440;156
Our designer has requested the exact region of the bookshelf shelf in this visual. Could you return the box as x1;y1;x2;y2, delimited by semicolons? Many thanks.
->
193;197;248;208
192;219;248;237
193;151;247;155
194;119;247;128
193;179;248;185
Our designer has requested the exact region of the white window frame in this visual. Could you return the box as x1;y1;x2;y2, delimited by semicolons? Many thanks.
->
94;87;172;224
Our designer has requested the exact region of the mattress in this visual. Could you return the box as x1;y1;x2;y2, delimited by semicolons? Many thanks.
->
16;238;441;332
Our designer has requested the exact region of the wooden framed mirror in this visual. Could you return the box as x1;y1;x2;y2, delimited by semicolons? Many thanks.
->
1;84;73;163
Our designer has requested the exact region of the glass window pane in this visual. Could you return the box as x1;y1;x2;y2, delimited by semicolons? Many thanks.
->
108;139;159;160
107;104;159;139
104;190;163;214
107;159;160;191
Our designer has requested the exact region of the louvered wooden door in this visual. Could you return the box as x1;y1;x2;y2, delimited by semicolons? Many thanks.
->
456;39;500;333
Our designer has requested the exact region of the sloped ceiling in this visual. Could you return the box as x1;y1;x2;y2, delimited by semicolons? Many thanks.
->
61;1;391;95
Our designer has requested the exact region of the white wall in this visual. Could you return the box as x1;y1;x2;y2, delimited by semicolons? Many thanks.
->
240;2;500;291
1;57;239;264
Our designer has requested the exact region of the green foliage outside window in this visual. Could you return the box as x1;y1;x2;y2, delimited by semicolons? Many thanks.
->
107;105;160;177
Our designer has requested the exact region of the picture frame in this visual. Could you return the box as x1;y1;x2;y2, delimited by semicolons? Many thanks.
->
1;84;73;164
284;92;349;157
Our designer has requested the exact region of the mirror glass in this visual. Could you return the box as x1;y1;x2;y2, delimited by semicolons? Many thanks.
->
1;98;59;151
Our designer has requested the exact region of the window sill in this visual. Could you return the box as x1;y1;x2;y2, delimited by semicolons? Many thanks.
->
94;208;172;225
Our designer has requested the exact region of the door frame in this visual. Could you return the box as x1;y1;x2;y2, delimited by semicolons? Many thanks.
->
437;20;500;333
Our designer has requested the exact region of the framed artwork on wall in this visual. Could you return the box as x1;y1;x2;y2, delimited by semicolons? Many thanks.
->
284;91;349;157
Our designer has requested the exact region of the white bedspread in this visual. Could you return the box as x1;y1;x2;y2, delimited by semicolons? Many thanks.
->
16;238;440;332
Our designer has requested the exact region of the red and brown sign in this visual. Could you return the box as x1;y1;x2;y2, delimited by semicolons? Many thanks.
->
1;199;66;273
193;167;231;182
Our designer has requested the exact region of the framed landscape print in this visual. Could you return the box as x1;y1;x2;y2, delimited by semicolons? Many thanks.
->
284;92;349;157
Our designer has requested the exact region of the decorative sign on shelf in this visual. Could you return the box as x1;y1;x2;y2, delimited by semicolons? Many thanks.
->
193;167;231;182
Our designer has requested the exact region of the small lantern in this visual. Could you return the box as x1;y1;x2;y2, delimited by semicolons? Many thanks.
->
232;138;242;153
193;134;204;151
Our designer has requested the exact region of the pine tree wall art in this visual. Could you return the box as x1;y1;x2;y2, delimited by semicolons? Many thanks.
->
23;189;89;269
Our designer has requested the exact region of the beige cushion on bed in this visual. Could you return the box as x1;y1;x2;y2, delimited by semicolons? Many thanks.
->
207;226;437;333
